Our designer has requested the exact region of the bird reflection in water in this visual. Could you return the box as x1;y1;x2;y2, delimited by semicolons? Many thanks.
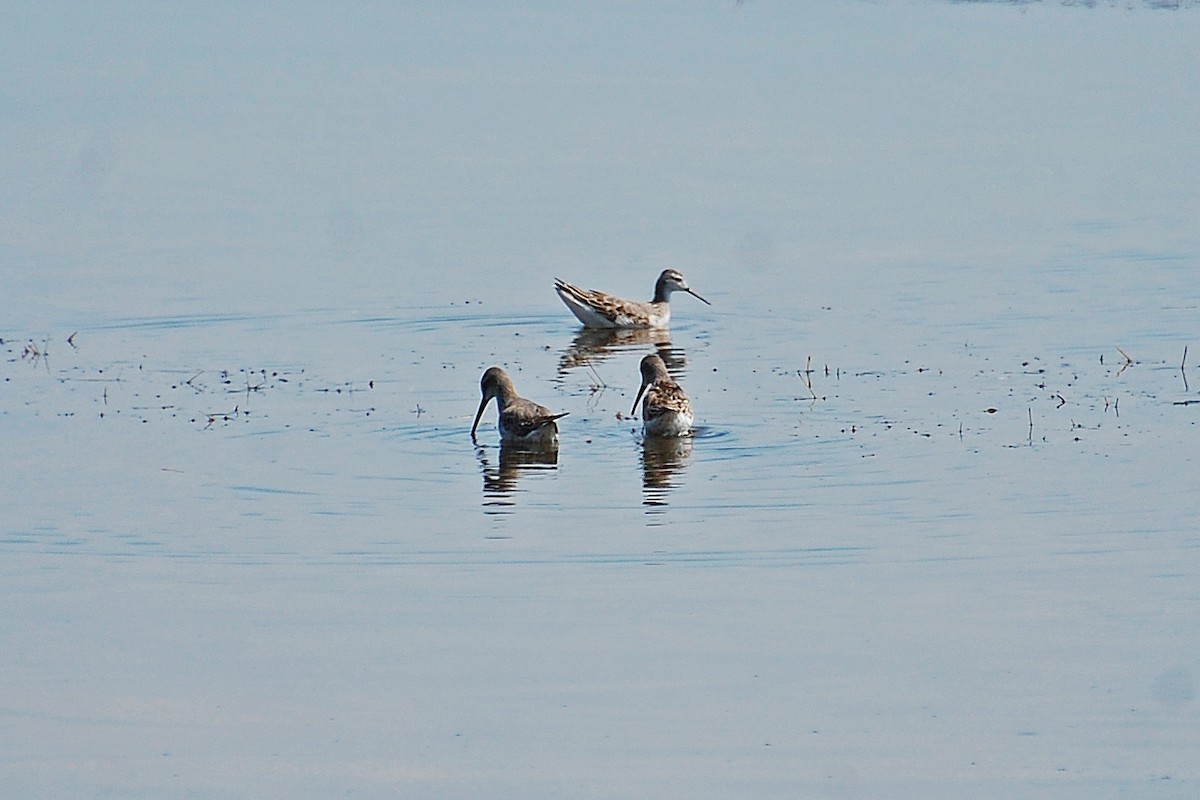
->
640;434;693;515
477;442;560;514
557;327;688;379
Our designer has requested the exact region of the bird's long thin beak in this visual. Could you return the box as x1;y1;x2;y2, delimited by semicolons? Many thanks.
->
687;288;711;305
631;383;649;416
470;397;489;436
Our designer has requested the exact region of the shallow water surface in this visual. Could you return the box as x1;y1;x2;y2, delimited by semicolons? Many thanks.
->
2;3;1199;799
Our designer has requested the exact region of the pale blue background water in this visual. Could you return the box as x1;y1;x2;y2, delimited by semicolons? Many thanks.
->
2;3;1198;798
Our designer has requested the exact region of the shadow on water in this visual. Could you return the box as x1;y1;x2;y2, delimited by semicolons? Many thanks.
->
557;327;690;382
476;441;560;515
640;434;693;521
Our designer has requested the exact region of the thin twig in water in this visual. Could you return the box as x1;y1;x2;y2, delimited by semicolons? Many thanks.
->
798;356;817;400
21;339;51;372
1115;346;1134;377
583;357;607;390
1027;407;1034;445
242;369;267;404
67;331;78;349
580;357;608;411
203;405;240;429
1181;345;1190;393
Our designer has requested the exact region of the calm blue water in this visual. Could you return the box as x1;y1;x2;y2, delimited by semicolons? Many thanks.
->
2;4;1198;799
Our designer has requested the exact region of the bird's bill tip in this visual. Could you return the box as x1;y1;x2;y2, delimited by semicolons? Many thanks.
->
470;397;489;436
688;288;711;305
631;384;648;416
